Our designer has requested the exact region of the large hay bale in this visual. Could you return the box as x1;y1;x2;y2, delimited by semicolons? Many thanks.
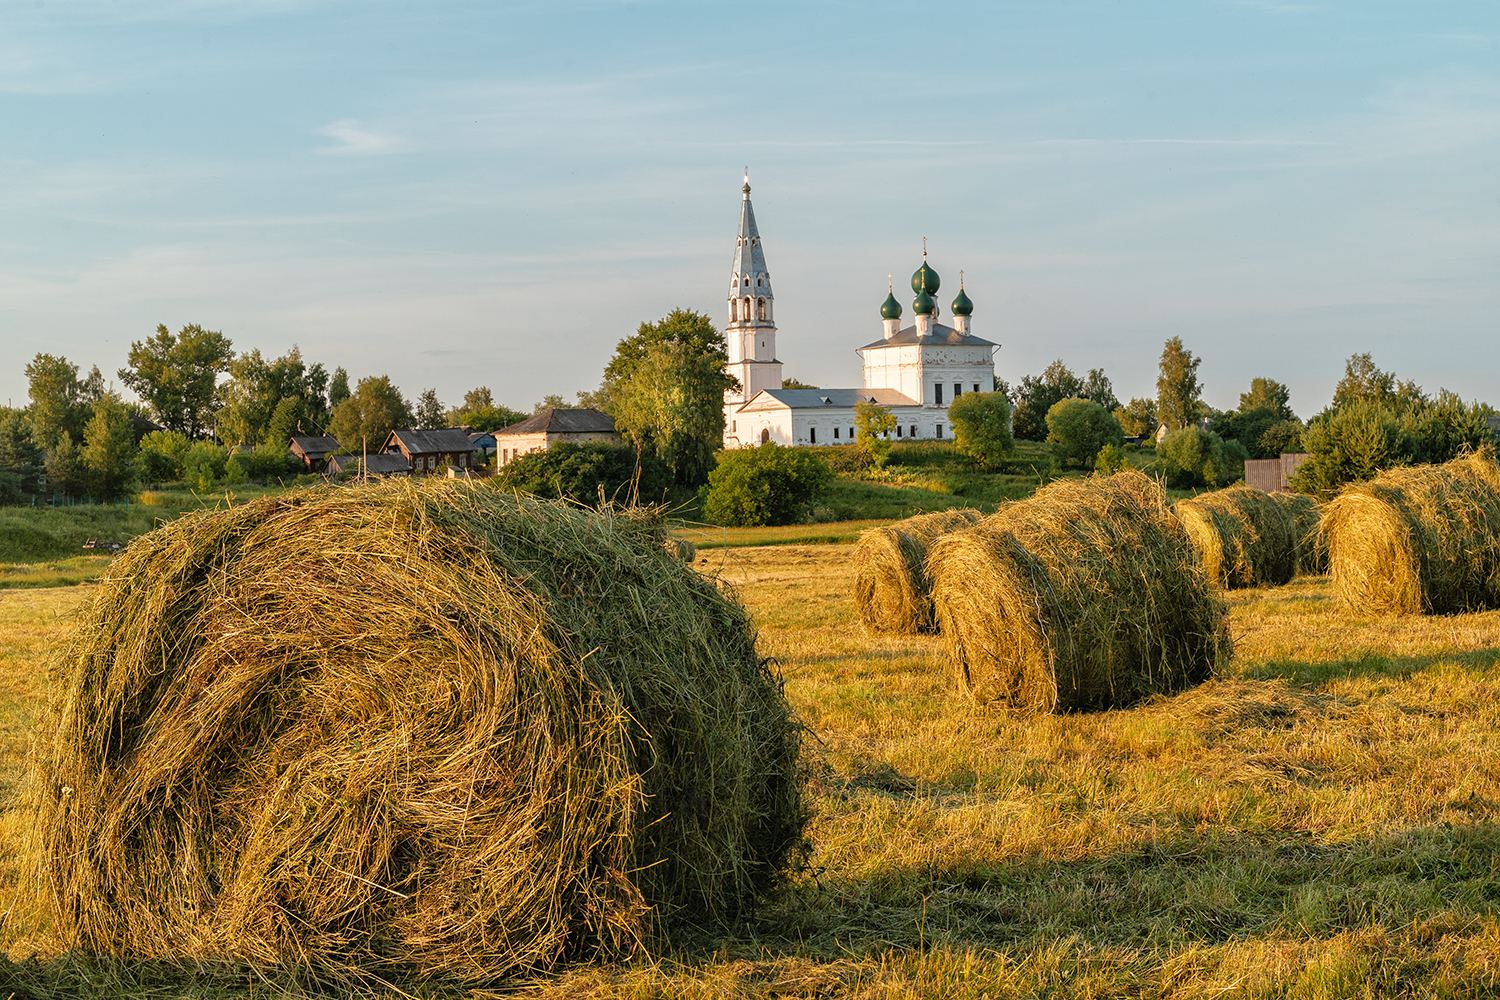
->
1270;490;1326;576
853;508;983;633
1324;450;1500;615
929;471;1230;712
1173;486;1296;589
26;481;806;985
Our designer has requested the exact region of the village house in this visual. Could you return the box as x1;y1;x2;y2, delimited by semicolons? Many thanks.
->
324;453;413;478
381;428;479;475
494;408;620;466
289;435;340;471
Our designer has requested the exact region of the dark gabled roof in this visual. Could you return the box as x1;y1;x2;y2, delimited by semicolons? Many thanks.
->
739;387;920;411
326;453;412;475
290;435;339;454
386;428;478;454
858;322;997;350
494;408;617;436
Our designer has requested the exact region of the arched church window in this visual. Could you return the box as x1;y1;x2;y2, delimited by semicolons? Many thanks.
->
757;297;766;320
760;428;769;445
730;299;738;321
756;277;762;287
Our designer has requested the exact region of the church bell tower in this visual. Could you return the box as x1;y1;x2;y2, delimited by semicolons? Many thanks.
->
723;173;783;407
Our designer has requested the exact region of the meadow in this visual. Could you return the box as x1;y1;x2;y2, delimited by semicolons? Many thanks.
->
2;533;1499;998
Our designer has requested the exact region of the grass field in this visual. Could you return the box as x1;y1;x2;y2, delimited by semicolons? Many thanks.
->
3;538;1500;998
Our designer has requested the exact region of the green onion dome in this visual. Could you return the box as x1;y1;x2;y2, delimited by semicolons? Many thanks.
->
951;286;973;317
880;290;902;320
910;261;940;296
913;288;935;316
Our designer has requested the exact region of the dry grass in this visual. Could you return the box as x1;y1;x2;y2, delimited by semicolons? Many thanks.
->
929;472;1229;711
852;509;982;634
1272;491;1327;577
1174;486;1297;589
5;532;1500;996
1325;451;1500;615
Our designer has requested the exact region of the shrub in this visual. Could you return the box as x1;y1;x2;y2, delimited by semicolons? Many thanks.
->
1157;427;1246;489
702;443;834;526
1094;443;1129;475
853;400;897;468
1046;398;1123;470
947;391;1014;470
137;430;191;484
0;470;23;507
490;443;671;506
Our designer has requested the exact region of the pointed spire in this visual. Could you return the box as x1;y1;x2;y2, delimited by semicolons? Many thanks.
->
743;167;750;198
729;173;774;326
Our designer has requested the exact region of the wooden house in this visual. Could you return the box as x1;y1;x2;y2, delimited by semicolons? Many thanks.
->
381;428;479;475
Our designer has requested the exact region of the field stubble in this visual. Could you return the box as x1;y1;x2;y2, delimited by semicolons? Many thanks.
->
4;544;1500;997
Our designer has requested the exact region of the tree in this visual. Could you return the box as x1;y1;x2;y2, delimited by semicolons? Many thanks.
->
1239;377;1295;421
415;389;445;429
853;399;897;467
1081;368;1119;412
780;377;819;390
328;367;351;409
702;443;834;527
1011;360;1085;441
117;323;234;439
1291;399;1406;497
1046;398;1124;470
490;443;671;506
602;309;736;487
45;432;90;498
448;387;527;431
138;429;192;483
328;376;412;454
1156;337;1203;432
1094;443;1129;475
25;354;93;452
0;409;44;495
947;391;1014;470
1157;426;1246;489
82;394;139;501
215;346;329;446
1113;397;1158;438
534;394;570;414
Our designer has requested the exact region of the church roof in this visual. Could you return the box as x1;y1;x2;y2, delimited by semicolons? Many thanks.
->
858;322;997;350
738;387;920;411
730;177;773;299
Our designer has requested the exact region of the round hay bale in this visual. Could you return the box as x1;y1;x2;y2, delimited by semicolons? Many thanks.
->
25;481;806;985
1270;490;1326;576
1324;450;1500;615
929;471;1231;712
1172;486;1296;589
853;508;983;633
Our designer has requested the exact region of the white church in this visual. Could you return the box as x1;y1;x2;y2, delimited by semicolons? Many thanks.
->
722;177;999;449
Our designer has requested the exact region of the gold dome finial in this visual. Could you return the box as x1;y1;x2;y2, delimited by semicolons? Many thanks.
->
922;236;927;260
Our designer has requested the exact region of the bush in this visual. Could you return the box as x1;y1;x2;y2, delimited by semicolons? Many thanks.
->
489;443;671;506
1046;398;1124;470
854;401;896;468
1094;443;1129;475
702;444;834;526
1157;426;1246;488
137;430;191;484
947;391;1014;470
0;470;23;507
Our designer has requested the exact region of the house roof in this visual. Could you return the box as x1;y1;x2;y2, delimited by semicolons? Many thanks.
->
290;435;339;454
494;408;617;436
327;452;412;475
738;387;920;412
857;322;997;350
386;428;478;454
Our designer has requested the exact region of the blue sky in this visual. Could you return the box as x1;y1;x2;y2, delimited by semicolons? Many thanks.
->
2;0;1497;421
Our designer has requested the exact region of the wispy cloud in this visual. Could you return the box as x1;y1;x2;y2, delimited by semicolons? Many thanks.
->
315;119;407;155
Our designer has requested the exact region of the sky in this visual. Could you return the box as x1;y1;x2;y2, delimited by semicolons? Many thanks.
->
2;0;1497;421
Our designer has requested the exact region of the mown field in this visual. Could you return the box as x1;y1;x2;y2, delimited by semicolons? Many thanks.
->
3;537;1499;998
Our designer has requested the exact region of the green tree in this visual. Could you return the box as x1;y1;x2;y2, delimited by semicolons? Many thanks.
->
490;443;671;506
1094;443;1129;475
1012;360;1085;441
215;346;328;446
1157;426;1246;489
1291;399;1406;497
414;388;445;429
853;399;897;467
448;387;528;431
534;394;570;414
117;323;234;438
1156;337;1203;432
82;394;139;501
1210;407;1286;460
702;443;834;527
1239;377;1296;420
780;377;819;390
947;390;1014;470
1046;397;1124;470
1113;397;1158;439
1081;368;1119;411
1329;353;1428;412
45;432;90;498
603;309;736;487
182;440;229;489
25;354;95;452
328;367;351;409
1402;390;1496;465
137;429;192;483
0;409;44;495
328;376;412;454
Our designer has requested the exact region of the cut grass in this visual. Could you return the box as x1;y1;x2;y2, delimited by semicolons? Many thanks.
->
4;550;1500;996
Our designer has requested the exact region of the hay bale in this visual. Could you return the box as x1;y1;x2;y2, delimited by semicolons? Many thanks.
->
1270;490;1326;576
26;481;806;985
853;508;984;633
929;471;1230;712
1172;486;1297;589
1324;450;1500;615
